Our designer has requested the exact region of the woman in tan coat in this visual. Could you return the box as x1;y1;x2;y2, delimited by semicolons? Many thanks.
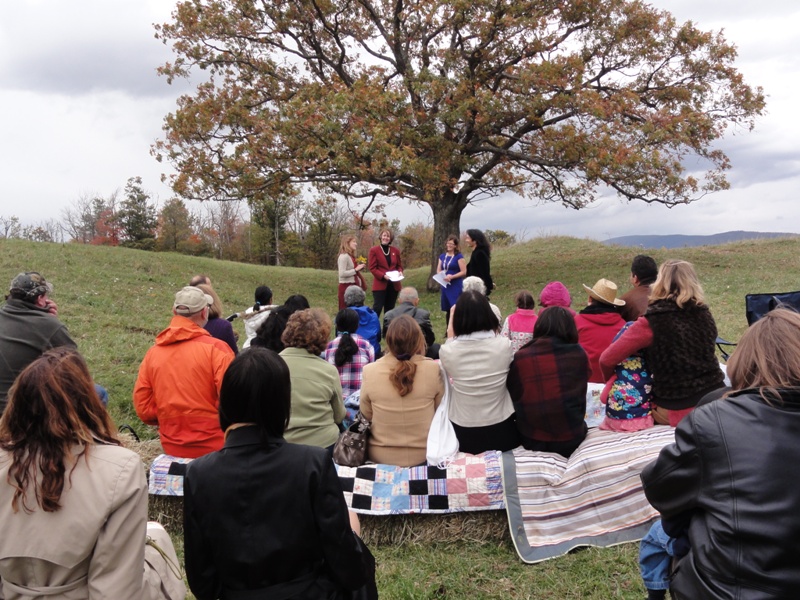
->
0;348;184;600
360;315;444;466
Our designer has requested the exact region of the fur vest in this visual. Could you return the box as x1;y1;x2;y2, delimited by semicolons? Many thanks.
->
644;299;724;410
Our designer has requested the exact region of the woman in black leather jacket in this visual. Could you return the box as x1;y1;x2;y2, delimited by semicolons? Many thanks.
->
641;308;800;600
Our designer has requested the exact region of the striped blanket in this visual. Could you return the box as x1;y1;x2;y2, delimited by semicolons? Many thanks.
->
148;454;193;496
336;451;504;515
502;426;675;563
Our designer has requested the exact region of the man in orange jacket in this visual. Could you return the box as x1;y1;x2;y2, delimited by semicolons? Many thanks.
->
134;286;235;458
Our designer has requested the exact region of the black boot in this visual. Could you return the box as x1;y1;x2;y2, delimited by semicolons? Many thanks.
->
646;589;666;600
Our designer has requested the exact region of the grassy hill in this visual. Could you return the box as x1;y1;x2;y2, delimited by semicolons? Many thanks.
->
2;235;798;598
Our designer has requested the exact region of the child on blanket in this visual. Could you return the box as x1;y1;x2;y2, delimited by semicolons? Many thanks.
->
598;322;654;431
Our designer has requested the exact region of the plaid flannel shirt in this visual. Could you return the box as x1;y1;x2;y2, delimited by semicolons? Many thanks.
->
506;337;590;443
324;333;375;397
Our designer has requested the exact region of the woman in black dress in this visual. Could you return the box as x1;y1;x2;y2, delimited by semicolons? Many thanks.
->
464;229;493;297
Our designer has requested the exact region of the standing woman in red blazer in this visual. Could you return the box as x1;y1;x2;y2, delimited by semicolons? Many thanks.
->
368;228;404;317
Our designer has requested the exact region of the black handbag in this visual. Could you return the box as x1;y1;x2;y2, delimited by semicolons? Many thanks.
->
332;412;370;467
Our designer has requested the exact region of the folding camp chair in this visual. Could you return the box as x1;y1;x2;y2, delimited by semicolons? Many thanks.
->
716;291;800;362
745;291;800;326
715;336;736;362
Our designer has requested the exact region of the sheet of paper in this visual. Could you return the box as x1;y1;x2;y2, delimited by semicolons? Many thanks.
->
432;272;449;288
385;270;405;282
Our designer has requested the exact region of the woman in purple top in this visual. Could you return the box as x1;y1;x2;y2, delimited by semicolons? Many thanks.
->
197;283;238;355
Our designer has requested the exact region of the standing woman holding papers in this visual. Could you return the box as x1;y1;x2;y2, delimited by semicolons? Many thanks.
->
368;228;404;317
436;234;467;329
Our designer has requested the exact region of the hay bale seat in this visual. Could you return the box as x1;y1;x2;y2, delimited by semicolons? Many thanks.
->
357;511;509;546
121;434;509;545
120;434;185;533
141;499;509;546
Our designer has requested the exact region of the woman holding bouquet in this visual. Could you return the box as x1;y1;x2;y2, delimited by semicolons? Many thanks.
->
337;235;366;310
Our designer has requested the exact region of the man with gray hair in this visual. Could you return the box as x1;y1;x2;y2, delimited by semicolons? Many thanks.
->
133;286;235;458
0;271;76;413
462;276;502;323
343;285;381;357
383;287;439;359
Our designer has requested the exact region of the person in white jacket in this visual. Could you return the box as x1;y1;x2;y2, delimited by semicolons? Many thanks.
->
241;285;277;349
439;290;519;454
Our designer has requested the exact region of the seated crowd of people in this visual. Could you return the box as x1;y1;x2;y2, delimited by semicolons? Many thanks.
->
3;251;798;600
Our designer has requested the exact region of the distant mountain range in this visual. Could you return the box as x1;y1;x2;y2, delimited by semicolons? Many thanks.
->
602;230;799;249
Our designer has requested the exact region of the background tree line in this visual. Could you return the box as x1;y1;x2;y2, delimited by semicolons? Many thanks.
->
2;177;520;270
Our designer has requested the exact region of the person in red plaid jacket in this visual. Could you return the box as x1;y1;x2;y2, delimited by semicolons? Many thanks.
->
506;306;590;459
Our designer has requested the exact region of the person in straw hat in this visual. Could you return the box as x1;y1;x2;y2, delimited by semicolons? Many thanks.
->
574;278;626;383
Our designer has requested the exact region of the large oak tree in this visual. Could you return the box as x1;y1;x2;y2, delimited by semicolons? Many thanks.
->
154;0;764;285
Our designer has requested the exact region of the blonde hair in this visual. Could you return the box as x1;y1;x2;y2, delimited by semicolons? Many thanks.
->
727;308;800;403
648;259;705;308
196;283;223;319
339;235;357;256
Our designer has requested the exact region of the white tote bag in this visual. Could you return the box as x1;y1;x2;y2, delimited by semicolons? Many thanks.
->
426;363;460;468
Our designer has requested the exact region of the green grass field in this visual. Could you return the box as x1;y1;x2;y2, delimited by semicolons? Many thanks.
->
3;234;798;599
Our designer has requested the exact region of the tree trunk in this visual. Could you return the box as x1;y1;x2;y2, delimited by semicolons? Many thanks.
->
427;192;468;292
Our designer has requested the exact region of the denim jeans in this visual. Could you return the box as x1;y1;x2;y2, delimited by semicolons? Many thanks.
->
94;383;109;407
639;520;675;591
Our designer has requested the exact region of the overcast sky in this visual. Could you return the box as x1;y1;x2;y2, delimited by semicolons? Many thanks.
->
2;0;798;241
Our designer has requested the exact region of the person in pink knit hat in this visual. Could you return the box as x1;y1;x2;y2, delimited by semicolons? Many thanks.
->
538;281;575;315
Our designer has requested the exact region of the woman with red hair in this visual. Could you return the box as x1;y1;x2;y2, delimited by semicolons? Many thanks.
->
0;348;183;599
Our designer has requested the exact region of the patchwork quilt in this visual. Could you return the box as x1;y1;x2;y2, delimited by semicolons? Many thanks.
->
502;426;675;563
335;451;505;515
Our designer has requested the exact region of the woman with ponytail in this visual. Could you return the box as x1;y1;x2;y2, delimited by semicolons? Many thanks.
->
242;285;276;349
324;309;375;426
359;315;443;466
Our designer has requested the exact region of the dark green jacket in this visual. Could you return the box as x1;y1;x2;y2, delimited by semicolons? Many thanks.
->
0;298;76;413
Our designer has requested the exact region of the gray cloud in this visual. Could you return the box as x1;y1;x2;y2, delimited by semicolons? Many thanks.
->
1;42;171;97
0;1;184;98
